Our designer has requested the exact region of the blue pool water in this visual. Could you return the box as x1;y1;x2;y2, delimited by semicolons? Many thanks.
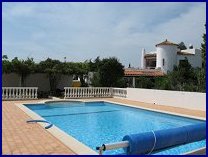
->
25;101;206;155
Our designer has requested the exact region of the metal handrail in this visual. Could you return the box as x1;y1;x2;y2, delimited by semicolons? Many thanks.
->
26;119;53;129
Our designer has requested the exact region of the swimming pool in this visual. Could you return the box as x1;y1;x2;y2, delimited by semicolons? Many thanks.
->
24;101;206;155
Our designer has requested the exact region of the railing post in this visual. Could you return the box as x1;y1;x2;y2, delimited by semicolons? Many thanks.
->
92;88;94;97
9;88;12;99
110;88;113;97
35;88;38;99
22;88;25;99
68;88;70;98
75;88;78;98
64;88;66;99
2;88;4;100
72;88;75;98
12;88;15;99
19;88;22;99
32;88;35;99
65;88;67;99
30;88;32;99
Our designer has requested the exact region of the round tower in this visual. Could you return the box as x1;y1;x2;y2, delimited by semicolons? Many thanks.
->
156;39;178;73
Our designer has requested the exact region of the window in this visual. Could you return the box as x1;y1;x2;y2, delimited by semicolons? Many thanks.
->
163;59;165;66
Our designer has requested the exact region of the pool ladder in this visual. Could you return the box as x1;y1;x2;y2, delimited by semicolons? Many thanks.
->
26;119;53;129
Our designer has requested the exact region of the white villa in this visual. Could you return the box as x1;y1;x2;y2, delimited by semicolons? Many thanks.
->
124;39;202;87
141;39;202;74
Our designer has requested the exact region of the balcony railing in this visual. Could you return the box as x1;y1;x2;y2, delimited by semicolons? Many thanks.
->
2;87;38;100
112;88;127;98
64;87;127;99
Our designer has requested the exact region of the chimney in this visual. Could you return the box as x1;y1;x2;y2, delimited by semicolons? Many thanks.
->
141;48;146;69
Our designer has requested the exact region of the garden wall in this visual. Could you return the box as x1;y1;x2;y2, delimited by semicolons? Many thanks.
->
126;88;206;111
2;73;73;92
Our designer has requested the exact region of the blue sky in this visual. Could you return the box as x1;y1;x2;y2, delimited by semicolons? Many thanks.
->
2;2;206;67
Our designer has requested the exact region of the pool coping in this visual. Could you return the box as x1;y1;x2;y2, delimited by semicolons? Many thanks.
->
16;99;206;155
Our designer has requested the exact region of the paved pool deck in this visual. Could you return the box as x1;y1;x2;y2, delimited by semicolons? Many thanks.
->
2;100;75;155
2;98;206;155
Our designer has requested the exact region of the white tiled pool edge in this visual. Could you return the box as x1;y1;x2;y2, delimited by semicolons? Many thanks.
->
16;99;206;155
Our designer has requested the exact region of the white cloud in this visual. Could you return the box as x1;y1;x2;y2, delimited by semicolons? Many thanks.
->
2;2;206;67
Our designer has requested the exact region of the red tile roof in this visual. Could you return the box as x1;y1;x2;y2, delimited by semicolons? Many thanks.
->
124;69;165;77
156;39;178;47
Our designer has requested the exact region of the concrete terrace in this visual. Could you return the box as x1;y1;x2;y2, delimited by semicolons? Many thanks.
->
2;98;206;155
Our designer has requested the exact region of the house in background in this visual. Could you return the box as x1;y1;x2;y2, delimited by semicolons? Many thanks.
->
125;39;202;87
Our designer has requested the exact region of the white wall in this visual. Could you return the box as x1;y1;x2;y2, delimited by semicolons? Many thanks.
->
156;45;178;73
126;88;206;111
177;49;202;68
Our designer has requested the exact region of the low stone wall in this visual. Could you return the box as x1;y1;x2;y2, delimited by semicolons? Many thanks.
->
25;73;50;91
2;73;73;92
2;73;20;87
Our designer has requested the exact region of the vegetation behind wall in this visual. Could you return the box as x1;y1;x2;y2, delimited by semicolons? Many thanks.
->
135;58;205;92
89;57;126;87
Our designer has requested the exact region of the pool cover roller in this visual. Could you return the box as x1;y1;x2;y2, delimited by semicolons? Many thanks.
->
122;123;206;155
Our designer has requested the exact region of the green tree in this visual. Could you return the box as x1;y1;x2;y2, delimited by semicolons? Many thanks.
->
39;58;62;93
90;72;101;87
88;56;101;72
135;77;155;89
154;76;171;90
73;62;89;87
92;57;124;87
11;57;35;86
201;24;206;68
195;68;205;92
178;42;187;50
196;24;206;92
2;55;12;73
2;55;8;60
170;59;197;91
153;58;199;92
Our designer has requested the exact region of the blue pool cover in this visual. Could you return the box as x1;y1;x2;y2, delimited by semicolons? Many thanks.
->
123;123;206;155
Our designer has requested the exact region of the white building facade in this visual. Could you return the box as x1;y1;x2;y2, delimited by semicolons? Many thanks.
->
141;40;202;74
